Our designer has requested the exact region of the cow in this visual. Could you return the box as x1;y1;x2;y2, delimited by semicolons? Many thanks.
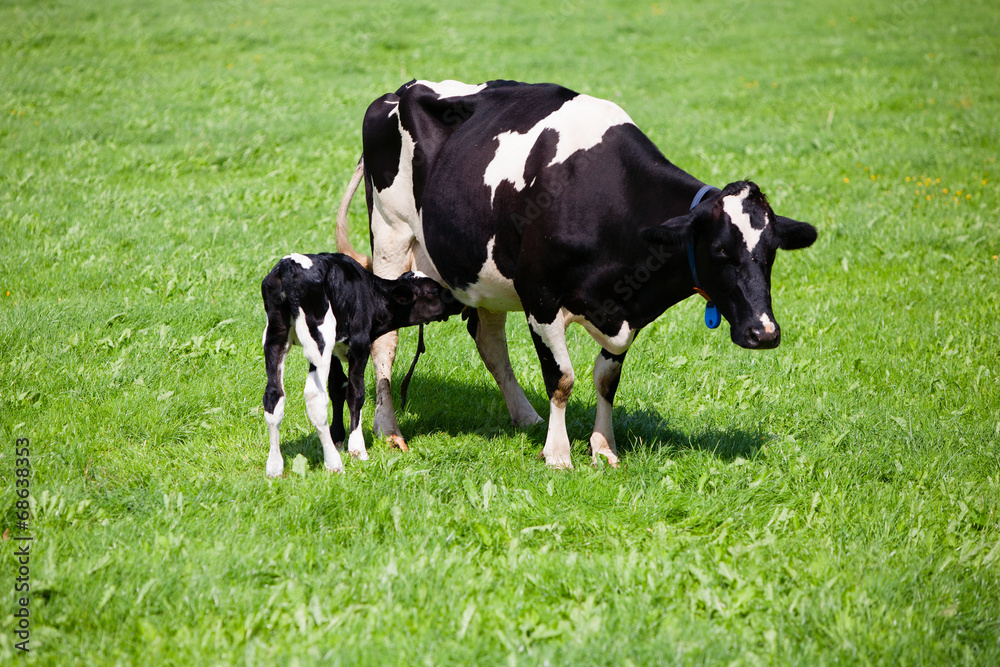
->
335;79;817;469
261;252;462;477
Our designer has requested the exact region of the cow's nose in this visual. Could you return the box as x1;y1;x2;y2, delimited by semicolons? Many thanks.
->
745;323;780;349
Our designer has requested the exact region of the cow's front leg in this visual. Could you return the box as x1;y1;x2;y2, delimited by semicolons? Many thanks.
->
345;348;370;461
590;349;626;468
474;308;543;427
527;312;574;469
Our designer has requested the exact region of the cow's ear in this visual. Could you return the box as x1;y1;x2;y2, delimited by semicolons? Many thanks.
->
389;283;416;305
774;216;817;250
640;211;696;247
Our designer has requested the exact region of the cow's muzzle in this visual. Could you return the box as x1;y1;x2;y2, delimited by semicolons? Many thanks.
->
737;322;781;350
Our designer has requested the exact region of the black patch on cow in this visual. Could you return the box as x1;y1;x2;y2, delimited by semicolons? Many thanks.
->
363;94;404;192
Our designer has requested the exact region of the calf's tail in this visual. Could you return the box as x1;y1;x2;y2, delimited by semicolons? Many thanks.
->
336;158;373;271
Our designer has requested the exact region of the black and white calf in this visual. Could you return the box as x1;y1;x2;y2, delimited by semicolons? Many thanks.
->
336;79;818;469
261;252;460;477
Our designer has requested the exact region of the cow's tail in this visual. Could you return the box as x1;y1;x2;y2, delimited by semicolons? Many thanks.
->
336;157;372;271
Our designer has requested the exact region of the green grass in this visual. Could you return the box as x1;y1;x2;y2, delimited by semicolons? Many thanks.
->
2;0;999;663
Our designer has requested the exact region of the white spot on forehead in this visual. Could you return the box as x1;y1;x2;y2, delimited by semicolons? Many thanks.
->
484;94;635;205
723;187;768;253
410;270;428;279
285;253;313;269
760;313;776;334
416;79;487;99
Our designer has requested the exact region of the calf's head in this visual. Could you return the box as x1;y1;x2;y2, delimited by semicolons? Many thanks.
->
643;181;817;349
389;272;466;325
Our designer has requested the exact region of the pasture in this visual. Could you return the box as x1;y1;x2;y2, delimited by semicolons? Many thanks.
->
2;0;998;663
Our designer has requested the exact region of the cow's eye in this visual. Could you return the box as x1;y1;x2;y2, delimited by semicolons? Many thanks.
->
711;243;729;260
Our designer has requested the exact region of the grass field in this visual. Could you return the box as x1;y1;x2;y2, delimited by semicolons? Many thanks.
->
2;0;999;663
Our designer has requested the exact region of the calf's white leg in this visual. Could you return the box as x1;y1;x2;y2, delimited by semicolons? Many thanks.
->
262;319;292;478
296;307;344;474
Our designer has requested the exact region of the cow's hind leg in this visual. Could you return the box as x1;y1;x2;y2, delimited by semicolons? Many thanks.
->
590;349;626;468
369;215;413;451
262;313;292;478
473;308;543;428
527;312;574;469
296;310;345;474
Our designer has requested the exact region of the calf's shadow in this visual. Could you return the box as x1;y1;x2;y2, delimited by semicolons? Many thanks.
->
271;368;765;470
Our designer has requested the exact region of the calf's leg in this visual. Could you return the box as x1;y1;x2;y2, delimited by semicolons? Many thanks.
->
345;347;370;460
327;358;348;446
295;309;345;474
262;317;291;478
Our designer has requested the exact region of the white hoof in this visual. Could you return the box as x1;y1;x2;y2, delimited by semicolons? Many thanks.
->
589;433;620;468
347;429;369;460
265;454;284;478
544;452;574;470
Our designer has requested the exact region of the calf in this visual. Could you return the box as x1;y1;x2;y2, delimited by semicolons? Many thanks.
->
260;252;461;477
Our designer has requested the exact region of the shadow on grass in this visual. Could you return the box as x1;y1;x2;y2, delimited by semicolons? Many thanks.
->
277;433;326;470
390;373;766;462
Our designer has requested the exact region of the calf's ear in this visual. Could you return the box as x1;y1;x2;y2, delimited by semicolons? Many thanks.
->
774;216;817;250
389;283;416;305
640;211;696;246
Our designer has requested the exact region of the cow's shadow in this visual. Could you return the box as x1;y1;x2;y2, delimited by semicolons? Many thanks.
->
274;371;764;470
392;372;766;462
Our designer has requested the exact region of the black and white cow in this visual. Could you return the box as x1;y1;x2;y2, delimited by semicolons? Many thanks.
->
261;252;461;477
336;79;817;468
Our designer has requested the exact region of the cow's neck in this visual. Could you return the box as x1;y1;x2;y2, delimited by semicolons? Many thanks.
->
621;165;721;329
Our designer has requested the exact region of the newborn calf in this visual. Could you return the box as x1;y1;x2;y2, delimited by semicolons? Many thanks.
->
261;252;461;477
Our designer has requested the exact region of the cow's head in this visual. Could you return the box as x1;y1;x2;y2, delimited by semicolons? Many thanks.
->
643;181;817;349
390;272;466;325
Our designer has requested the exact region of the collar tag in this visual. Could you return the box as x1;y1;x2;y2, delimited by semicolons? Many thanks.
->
704;302;721;329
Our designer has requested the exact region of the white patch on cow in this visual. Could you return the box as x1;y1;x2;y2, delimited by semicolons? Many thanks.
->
564;310;635;355
449;236;521;310
724;187;767;254
483;94;635;205
369;109;446;285
347;417;368;460
416;79;487;99
760;313;776;335
285;253;313;269
527;313;573;379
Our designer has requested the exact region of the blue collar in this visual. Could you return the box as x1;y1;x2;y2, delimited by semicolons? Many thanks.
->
690;184;714;210
686;185;721;329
